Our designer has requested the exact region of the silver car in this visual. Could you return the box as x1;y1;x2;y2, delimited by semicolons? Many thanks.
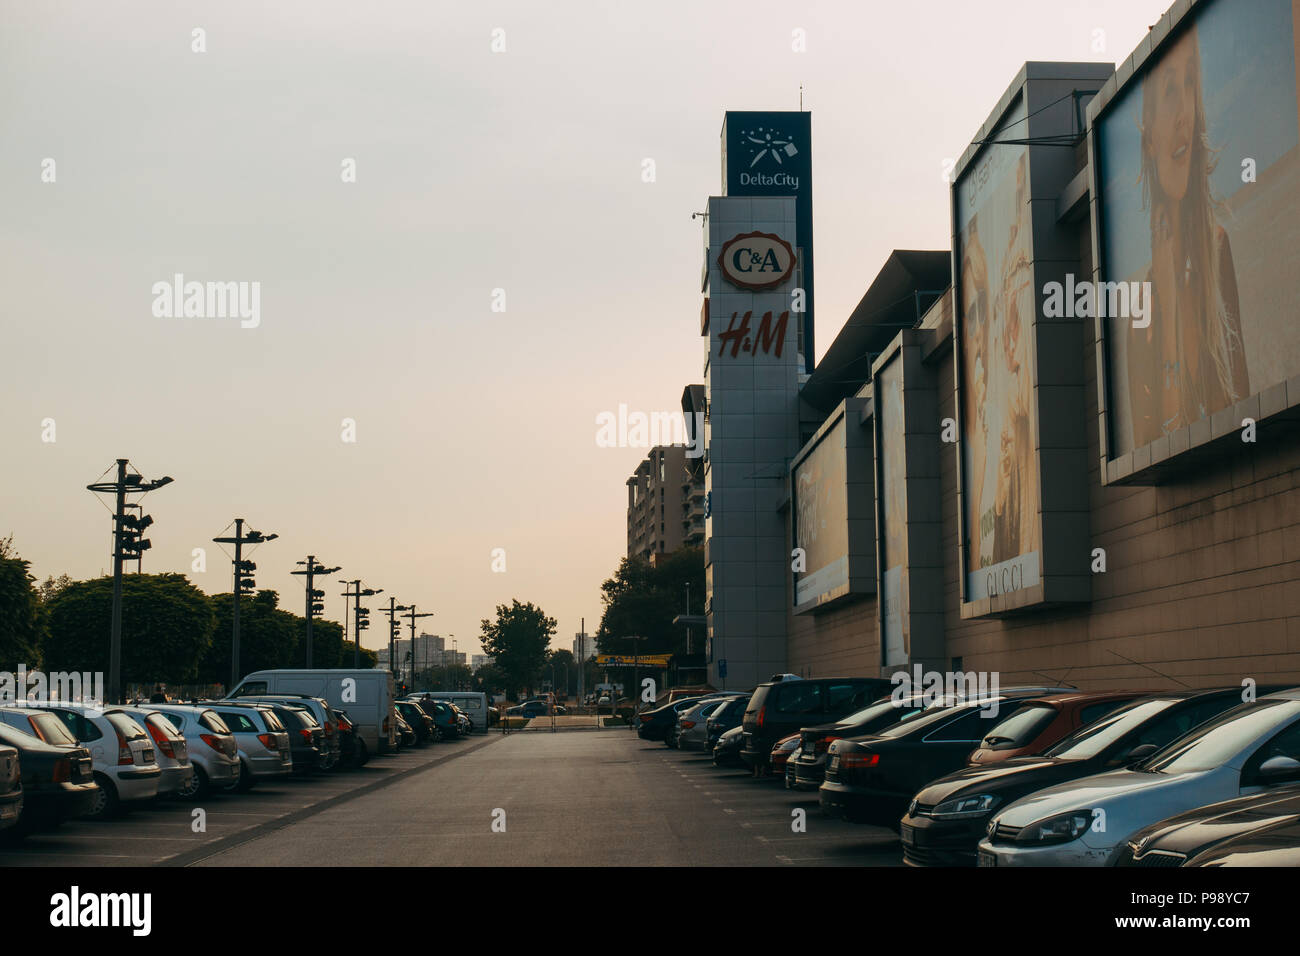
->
206;703;293;788
676;697;741;751
149;705;241;799
978;689;1300;866
114;706;194;798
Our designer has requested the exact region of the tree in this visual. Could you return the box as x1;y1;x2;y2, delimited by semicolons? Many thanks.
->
44;574;215;684
340;641;378;669
0;547;46;671
596;546;704;658
37;573;75;604
300;618;345;668
479;599;556;698
199;590;302;685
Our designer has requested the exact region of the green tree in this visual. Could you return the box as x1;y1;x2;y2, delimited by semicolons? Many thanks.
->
37;573;75;604
300;618;345;667
596;546;704;658
479;599;556;698
44;574;216;683
340;641;378;669
199;590;302;684
0;545;46;670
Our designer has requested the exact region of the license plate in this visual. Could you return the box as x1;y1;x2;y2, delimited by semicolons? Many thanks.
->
0;804;16;819
978;850;997;867
899;824;915;847
829;755;839;770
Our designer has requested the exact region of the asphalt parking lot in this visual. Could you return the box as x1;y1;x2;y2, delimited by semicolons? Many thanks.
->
0;733;495;867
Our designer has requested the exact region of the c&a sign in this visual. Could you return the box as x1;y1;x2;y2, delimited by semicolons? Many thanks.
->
717;231;796;291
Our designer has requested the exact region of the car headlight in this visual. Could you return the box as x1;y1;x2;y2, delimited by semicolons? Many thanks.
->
1017;810;1093;846
932;794;1000;820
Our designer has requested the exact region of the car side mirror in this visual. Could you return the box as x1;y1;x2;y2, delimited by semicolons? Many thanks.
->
1123;743;1159;764
1258;755;1300;782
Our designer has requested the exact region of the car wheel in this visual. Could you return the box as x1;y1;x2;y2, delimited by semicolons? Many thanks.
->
354;738;369;767
88;773;120;819
189;765;211;800
235;761;256;792
433;725;444;743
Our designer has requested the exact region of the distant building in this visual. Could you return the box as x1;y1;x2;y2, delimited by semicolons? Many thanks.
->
572;632;595;660
626;441;704;561
471;654;492;672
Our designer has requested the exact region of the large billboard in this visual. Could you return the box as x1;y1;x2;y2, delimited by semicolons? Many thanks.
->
955;99;1043;604
792;418;849;608
1096;0;1300;469
722;111;814;373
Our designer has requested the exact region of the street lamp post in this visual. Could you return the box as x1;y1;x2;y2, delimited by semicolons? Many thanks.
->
340;581;382;668
86;459;173;704
214;520;277;690
400;604;434;691
292;556;340;668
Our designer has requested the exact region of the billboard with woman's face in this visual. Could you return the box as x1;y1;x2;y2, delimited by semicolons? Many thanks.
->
792;418;849;608
956;106;1043;603
1098;0;1300;459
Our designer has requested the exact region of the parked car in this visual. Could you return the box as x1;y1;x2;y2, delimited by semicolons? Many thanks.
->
791;693;933;792
395;701;436;744
978;689;1300;866
394;712;416;749
114;705;194;797
207;702;293;789
420;692;489;732
769;734;800;780
819;689;1071;828
704;695;750;753
405;697;460;739
507;700;551;720
897;687;1264;867
0;743;22;833
0;722;97;835
1118;785;1300;867
270;704;326;774
332;708;365;767
712;725;745;768
783;742;802;788
149;704;241;798
1;704;160;818
637;697;707;742
741;677;894;777
965;691;1146;766
676;696;743;751
231;695;342;770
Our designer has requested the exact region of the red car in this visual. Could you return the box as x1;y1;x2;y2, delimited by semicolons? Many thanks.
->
965;690;1150;766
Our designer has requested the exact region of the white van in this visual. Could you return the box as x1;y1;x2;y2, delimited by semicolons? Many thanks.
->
229;669;397;755
413;691;489;734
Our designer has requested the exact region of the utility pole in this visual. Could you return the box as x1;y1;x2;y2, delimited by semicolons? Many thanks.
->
340;580;381;668
292;556;340;667
383;598;411;681
400;604;434;691
214;520;277;690
86;459;173;704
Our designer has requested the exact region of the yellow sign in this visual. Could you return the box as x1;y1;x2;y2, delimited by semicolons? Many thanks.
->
596;654;672;668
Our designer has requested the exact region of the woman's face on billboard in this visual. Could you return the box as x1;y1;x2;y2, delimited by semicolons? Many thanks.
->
1148;31;1197;203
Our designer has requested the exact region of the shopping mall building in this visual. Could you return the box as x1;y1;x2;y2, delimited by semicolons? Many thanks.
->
691;0;1300;693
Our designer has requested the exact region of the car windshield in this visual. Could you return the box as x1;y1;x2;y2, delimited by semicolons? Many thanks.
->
145;714;182;740
839;698;921;727
105;712;147;740
978;703;1057;747
875;702;979;739
29;713;78;746
1044;698;1174;760
1139;701;1299;774
199;711;232;735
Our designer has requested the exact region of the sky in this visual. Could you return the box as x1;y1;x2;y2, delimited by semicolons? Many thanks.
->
0;0;1176;660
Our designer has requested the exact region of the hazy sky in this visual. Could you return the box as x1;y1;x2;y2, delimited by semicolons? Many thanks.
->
0;0;1174;660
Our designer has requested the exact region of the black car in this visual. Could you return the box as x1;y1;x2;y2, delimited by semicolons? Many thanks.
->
704;696;750;752
712;725;745;768
333;709;366;768
396;701;436;744
741;677;893;776
790;694;932;791
0;743;21;833
895;688;1268;866
1118;784;1300;867
636;697;707;742
269;704;325;775
0;722;98;835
